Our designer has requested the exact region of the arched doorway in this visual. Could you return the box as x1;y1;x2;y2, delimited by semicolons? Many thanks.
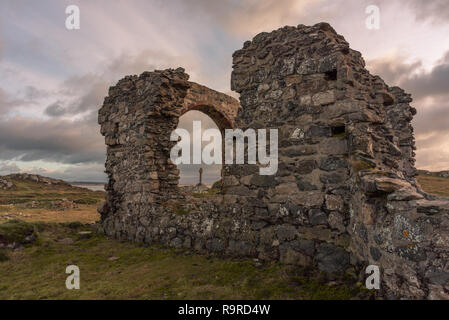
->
175;110;222;187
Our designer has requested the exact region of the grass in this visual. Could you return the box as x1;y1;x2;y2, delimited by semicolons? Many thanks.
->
0;177;104;206
0;177;102;224
161;201;190;215
0;219;35;243
2;172;449;300
173;204;190;215
0;249;8;262
0;221;369;300
192;188;221;198
417;174;449;198
0;175;393;300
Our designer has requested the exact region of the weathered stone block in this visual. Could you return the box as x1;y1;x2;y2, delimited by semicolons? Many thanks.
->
308;209;328;226
319;139;348;155
250;175;277;187
276;225;297;241
325;194;344;212
279;245;313;266
316;243;350;273
312;90;336;106
319;157;348;171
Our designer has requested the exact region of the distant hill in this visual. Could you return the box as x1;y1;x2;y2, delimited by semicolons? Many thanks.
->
1;173;72;190
0;173;104;223
417;170;449;179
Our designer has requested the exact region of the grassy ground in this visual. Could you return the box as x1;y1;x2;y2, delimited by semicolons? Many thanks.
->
417;174;449;198
0;177;102;223
9;172;449;300
0;221;368;300
0;177;372;300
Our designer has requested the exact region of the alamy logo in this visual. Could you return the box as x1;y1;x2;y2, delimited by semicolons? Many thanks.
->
65;265;80;290
365;5;380;30
65;5;80;30
365;265;380;290
170;121;278;175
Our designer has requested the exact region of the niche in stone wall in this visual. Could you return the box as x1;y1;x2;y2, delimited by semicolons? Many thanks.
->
324;69;338;81
331;125;346;137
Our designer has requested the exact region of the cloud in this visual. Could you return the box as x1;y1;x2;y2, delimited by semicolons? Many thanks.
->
0;115;105;164
0;161;106;182
21;85;47;100
367;51;449;100
0;38;203;181
0;47;198;174
413;98;449;169
0;88;25;116
401;54;449;100
169;0;319;36
415;130;449;171
43;49;189;119
406;0;449;24
24;163;107;182
366;55;422;86
0;163;20;176
44;101;66;117
414;97;449;135
2;0;449;177
0;83;51;119
53;162;106;182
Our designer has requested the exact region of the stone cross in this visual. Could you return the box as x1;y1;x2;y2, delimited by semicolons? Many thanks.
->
199;167;203;185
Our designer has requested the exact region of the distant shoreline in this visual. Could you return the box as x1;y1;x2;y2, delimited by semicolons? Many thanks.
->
70;182;105;191
69;181;106;185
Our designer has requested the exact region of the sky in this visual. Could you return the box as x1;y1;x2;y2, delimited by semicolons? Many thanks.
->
0;0;449;183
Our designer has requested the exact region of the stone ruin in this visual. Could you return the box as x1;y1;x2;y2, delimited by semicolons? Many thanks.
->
98;23;449;299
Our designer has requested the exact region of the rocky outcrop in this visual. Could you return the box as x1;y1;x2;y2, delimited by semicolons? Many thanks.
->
3;173;70;186
98;23;449;299
0;178;14;190
418;170;449;179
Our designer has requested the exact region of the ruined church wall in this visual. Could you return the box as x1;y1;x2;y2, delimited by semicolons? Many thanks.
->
98;60;355;276
98;23;449;299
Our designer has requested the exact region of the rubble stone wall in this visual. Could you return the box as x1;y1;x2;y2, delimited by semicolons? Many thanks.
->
99;23;449;299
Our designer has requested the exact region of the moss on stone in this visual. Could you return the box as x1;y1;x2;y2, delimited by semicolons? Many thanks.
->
162;201;190;215
192;188;220;198
351;160;375;173
173;205;189;215
332;132;347;138
211;180;222;190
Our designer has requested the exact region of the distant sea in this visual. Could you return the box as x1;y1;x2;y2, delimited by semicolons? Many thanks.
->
71;183;105;191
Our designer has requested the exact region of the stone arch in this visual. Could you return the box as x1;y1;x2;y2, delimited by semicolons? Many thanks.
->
181;103;234;133
182;82;240;130
175;107;227;186
176;82;241;186
98;68;241;204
